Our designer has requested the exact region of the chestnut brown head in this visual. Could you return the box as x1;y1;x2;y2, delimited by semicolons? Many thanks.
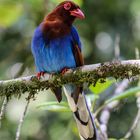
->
54;1;85;23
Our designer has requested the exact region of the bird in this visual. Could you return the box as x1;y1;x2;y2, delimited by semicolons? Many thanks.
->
31;1;97;140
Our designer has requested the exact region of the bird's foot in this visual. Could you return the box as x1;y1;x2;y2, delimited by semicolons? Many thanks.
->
37;72;45;80
61;68;69;75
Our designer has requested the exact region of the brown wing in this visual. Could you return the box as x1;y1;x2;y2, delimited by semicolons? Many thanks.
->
71;43;84;103
72;44;84;67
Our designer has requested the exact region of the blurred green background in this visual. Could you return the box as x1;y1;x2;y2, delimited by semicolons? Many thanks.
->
0;0;140;140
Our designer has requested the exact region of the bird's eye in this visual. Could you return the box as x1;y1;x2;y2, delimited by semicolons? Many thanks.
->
64;2;71;10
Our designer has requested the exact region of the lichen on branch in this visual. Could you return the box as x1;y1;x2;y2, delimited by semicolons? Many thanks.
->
0;60;140;99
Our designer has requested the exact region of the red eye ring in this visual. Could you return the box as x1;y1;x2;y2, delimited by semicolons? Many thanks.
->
64;2;71;10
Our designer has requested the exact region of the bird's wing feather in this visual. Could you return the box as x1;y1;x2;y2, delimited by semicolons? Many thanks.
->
71;26;84;66
71;26;81;48
70;26;84;103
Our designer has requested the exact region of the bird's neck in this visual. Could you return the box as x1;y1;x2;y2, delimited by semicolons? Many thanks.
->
41;15;74;40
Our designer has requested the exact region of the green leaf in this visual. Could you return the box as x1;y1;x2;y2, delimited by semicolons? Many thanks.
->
89;79;115;94
86;94;99;102
37;101;70;112
109;139;126;140
0;4;23;27
106;86;140;104
108;138;126;140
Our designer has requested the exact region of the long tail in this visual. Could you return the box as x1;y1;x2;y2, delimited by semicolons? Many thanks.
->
63;84;97;140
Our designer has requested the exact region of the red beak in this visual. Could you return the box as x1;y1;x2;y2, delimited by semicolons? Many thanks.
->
70;8;85;19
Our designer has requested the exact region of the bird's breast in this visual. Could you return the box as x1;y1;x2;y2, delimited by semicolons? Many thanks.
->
42;35;76;73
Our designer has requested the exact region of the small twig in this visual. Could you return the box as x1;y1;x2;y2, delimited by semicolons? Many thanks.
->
99;79;130;139
98;39;130;139
135;48;140;60
124;48;140;139
15;99;30;140
114;34;120;60
124;90;140;139
0;65;25;128
124;109;140;139
0;96;8;128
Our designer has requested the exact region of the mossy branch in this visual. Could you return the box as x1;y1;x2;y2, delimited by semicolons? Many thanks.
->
0;60;140;99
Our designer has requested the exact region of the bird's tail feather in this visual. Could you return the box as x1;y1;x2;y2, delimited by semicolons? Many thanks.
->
63;84;97;140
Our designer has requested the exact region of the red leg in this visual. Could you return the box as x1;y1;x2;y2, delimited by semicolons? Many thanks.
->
61;68;69;75
36;72;45;80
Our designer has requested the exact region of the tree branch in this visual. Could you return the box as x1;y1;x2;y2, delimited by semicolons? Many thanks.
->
99;79;130;139
0;60;140;99
15;99;30;140
0;97;8;127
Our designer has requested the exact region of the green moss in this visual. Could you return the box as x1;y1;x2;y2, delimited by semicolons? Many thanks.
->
0;62;140;99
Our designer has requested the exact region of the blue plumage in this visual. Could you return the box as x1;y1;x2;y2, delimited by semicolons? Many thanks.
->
31;25;81;73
